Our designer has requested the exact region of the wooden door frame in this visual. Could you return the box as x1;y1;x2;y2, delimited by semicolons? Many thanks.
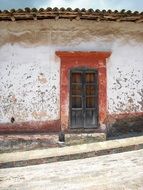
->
56;51;111;132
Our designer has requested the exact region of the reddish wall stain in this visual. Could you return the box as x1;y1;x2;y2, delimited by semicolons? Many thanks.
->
56;51;111;131
106;112;143;124
0;120;60;134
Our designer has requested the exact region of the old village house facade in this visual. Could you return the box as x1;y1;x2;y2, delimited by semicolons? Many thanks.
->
0;8;143;136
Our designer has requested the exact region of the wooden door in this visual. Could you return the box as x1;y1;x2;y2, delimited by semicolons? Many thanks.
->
70;69;98;129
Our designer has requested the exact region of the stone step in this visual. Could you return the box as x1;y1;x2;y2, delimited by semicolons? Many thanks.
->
64;132;106;145
0;135;143;168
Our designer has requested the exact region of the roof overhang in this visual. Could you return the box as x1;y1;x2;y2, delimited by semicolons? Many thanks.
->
0;7;143;22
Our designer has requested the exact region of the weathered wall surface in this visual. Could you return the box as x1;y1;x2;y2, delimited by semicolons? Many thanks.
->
0;45;60;123
0;19;143;125
107;41;143;114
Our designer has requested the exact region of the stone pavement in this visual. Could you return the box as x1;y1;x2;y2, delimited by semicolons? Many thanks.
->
0;149;143;190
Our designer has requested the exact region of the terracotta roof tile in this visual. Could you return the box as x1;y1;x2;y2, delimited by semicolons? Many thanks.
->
0;7;142;22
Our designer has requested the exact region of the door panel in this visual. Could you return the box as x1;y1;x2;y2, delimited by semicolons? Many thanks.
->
85;73;96;83
71;110;83;128
86;85;96;95
71;84;82;95
85;110;98;128
70;69;98;128
86;97;96;108
71;73;82;83
72;97;82;108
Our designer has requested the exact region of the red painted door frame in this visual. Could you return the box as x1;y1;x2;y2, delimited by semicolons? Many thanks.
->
56;51;111;132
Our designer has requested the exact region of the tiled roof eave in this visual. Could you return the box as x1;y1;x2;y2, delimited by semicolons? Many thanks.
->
0;7;143;22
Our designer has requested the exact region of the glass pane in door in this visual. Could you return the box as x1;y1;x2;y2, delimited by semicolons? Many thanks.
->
72;97;82;108
71;73;82;83
86;85;96;95
85;73;95;83
71;84;82;95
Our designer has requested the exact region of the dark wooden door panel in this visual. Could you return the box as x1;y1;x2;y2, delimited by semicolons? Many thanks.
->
70;69;98;129
85;110;98;128
71;110;83;128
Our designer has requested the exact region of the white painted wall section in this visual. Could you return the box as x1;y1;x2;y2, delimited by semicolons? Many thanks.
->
0;44;60;123
107;41;143;114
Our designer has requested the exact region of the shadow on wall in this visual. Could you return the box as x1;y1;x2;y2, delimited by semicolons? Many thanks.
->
107;115;143;138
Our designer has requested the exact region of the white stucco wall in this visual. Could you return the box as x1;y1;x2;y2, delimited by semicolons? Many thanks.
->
0;20;142;123
107;41;143;114
0;45;60;123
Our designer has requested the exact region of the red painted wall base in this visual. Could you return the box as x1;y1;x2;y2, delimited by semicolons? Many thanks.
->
0;112;142;134
0;120;60;134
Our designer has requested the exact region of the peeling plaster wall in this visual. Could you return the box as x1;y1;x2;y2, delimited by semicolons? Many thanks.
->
0;19;143;124
0;45;60;123
107;42;143;114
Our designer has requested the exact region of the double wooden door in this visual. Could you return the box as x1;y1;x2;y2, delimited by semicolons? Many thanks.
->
70;69;98;129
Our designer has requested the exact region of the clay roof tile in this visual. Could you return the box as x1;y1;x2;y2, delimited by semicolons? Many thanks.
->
0;7;142;22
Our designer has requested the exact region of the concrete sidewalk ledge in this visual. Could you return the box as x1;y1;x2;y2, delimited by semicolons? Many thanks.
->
0;136;143;168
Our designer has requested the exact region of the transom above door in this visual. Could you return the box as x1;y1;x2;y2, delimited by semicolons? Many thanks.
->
70;68;98;129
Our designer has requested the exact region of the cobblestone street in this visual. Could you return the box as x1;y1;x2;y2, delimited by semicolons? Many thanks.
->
0;149;143;190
